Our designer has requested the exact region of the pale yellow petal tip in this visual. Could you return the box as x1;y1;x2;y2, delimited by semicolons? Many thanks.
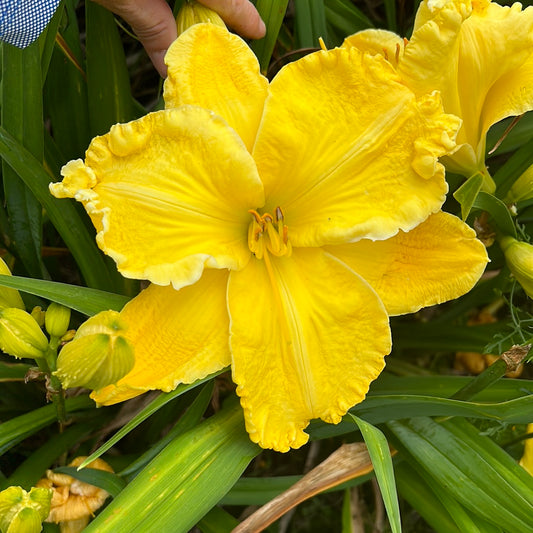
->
240;405;310;453
90;383;147;406
50;159;97;199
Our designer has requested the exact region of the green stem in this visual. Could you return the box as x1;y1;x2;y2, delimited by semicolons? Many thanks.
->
44;335;67;424
450;344;530;401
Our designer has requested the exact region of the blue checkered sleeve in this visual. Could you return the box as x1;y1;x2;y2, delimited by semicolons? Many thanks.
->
0;0;61;48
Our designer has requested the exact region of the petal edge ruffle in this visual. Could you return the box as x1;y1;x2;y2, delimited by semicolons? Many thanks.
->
52;108;264;288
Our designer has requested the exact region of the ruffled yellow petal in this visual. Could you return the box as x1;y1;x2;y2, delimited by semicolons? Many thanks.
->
227;248;391;451
164;24;269;151
51;108;264;288
325;211;488;316
92;269;231;405
400;0;533;174
253;46;458;247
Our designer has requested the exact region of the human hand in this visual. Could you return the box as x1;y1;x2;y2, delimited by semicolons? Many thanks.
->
91;0;266;77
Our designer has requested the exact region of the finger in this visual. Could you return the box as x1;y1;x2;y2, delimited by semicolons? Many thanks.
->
91;0;177;76
198;0;266;39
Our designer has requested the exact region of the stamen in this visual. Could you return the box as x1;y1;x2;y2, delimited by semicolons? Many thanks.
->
247;207;292;259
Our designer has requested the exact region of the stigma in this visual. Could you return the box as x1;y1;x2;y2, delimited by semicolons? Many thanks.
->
248;207;292;259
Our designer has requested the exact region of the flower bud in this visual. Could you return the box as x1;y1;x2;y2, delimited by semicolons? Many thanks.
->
45;303;71;338
176;0;226;36
0;257;25;311
30;307;45;328
506;164;533;204
54;310;134;390
0;486;51;533
0;308;49;359
500;236;533;298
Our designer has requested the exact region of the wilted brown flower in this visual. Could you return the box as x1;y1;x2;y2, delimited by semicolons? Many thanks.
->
36;457;113;533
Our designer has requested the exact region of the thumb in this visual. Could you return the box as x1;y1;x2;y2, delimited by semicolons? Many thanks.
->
91;0;177;77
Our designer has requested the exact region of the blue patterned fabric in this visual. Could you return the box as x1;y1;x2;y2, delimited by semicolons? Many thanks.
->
0;0;61;48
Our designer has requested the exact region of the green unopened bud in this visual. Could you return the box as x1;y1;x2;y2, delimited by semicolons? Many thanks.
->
500;236;533;297
0;308;49;359
506;164;533;204
0;486;51;533
45;303;71;338
0;258;25;311
176;0;226;36
55;310;134;390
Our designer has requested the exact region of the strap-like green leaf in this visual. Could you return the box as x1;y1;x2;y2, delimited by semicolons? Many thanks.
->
350;415;401;533
119;382;214;478
473;191;517;238
79;370;226;469
387;417;533;532
85;2;134;137
0;396;93;456
294;0;328;48
6;422;98;489
84;403;259;532
0;274;129;315
250;0;290;74
53;466;126;498
0;126;117;291
1;41;47;278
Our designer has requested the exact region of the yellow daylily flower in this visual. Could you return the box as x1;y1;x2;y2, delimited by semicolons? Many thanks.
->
50;24;488;451
343;0;533;185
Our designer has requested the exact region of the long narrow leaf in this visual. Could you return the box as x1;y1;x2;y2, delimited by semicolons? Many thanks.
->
119;382;214;478
0;125;117;290
250;0;290;74
0;362;31;381
395;462;502;533
197;506;240;533
308;393;533;440
325;0;373;36
79;370;226;468
350;415;400;533
494;134;533;197
85;2;134;136
0;396;93;456
369;375;532;401
6;422;97;489
84;403;259;532
0;274;129;315
1;41;46;278
395;462;461;533
53;466;126;498
39;0;64;79
387;417;533;532
294;0;327;48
